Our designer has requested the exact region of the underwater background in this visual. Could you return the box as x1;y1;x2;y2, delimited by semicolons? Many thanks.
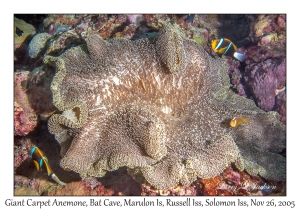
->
13;14;286;196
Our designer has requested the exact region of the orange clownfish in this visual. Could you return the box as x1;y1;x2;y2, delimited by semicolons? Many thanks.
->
30;146;66;186
230;116;249;127
211;38;246;62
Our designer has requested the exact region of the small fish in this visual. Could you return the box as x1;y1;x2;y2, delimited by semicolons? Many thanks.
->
54;25;69;35
230;116;249;127
211;38;246;62
185;14;195;23
30;146;66;186
15;27;24;37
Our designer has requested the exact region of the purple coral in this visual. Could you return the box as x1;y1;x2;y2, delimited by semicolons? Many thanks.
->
225;170;241;186
244;58;286;111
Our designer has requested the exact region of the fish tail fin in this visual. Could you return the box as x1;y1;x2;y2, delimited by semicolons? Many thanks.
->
233;52;246;62
50;174;67;186
243;117;250;123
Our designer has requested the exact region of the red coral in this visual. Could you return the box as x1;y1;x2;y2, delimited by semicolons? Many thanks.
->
200;176;228;196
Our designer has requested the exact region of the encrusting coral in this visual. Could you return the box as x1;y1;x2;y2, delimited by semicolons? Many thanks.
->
28;33;52;58
14;71;38;136
44;24;286;190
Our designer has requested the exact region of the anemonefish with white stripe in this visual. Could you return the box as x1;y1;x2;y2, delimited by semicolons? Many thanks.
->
30;146;66;186
211;38;246;62
230;116;249;128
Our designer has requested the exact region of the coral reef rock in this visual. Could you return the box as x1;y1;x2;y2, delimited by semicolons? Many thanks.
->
28;33;52;58
14;71;37;136
26;66;56;120
44;24;286;190
14;187;40;196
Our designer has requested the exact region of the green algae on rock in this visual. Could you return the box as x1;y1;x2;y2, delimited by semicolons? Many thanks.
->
44;24;286;190
14;17;36;46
